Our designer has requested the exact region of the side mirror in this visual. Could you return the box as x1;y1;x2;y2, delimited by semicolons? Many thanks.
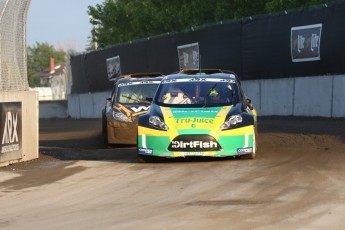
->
246;98;254;110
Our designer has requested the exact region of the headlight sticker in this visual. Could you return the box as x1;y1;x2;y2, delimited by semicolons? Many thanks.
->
138;148;153;155
237;147;253;155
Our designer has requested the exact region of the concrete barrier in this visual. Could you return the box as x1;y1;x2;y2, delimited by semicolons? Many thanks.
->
261;78;294;116
68;91;111;119
332;75;345;117
67;94;80;118
0;91;39;167
39;100;68;119
294;76;333;117
242;75;345;118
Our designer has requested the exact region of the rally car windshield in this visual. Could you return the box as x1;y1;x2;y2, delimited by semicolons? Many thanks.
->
154;78;239;107
115;81;160;104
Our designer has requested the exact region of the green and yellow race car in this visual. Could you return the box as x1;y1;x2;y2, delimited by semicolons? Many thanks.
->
137;69;257;162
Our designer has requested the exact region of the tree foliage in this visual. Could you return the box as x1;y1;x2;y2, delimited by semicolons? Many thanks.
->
27;42;66;87
87;0;336;49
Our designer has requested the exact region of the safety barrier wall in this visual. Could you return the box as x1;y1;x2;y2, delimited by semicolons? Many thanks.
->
67;92;110;119
0;91;38;167
63;74;345;119
39;100;68;119
242;74;345;118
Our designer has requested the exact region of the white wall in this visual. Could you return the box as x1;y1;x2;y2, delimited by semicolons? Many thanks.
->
242;74;345;118
39;100;68;119
68;91;111;119
332;75;345;117
293;76;333;117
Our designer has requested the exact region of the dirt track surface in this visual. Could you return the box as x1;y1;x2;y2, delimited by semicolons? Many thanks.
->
1;117;345;229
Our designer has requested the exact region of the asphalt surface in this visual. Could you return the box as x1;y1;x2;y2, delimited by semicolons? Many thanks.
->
0;117;345;229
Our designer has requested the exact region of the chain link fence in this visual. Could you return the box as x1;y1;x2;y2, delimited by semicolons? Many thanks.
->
0;0;30;92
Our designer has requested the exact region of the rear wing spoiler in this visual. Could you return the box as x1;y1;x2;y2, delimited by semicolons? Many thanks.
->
177;69;241;85
178;69;236;75
122;72;163;78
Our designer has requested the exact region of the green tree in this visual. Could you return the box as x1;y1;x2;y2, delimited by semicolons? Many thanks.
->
87;0;337;49
264;0;331;12
27;42;66;87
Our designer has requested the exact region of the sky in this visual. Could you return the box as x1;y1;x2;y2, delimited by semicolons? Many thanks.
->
27;0;104;52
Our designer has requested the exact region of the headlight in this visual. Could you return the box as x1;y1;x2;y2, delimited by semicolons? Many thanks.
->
112;111;131;122
149;116;169;131
220;114;243;130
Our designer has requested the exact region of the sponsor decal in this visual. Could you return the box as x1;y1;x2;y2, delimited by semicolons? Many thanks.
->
162;78;235;84
175;117;214;124
0;102;22;162
237;147;253;155
138;148;153;155
118;81;160;87
168;135;220;152
172;109;219;114
171;140;218;149
130;106;150;113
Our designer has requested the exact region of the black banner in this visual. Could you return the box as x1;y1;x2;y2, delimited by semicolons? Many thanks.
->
70;2;345;92
0;102;22;163
106;55;122;81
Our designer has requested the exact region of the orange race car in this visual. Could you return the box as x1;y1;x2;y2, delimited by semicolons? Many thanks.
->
102;73;163;145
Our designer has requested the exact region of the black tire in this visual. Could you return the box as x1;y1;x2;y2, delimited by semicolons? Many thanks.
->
241;152;255;159
101;111;109;145
254;123;258;153
137;154;155;163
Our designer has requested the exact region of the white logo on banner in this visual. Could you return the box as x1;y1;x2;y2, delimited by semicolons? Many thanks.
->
1;112;19;153
291;23;322;62
177;42;199;70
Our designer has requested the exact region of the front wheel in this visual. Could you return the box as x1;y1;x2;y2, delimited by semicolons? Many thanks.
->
137;154;155;163
241;151;255;159
241;127;257;159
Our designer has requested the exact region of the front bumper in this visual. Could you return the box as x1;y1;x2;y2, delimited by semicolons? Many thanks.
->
107;121;137;145
137;125;255;157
